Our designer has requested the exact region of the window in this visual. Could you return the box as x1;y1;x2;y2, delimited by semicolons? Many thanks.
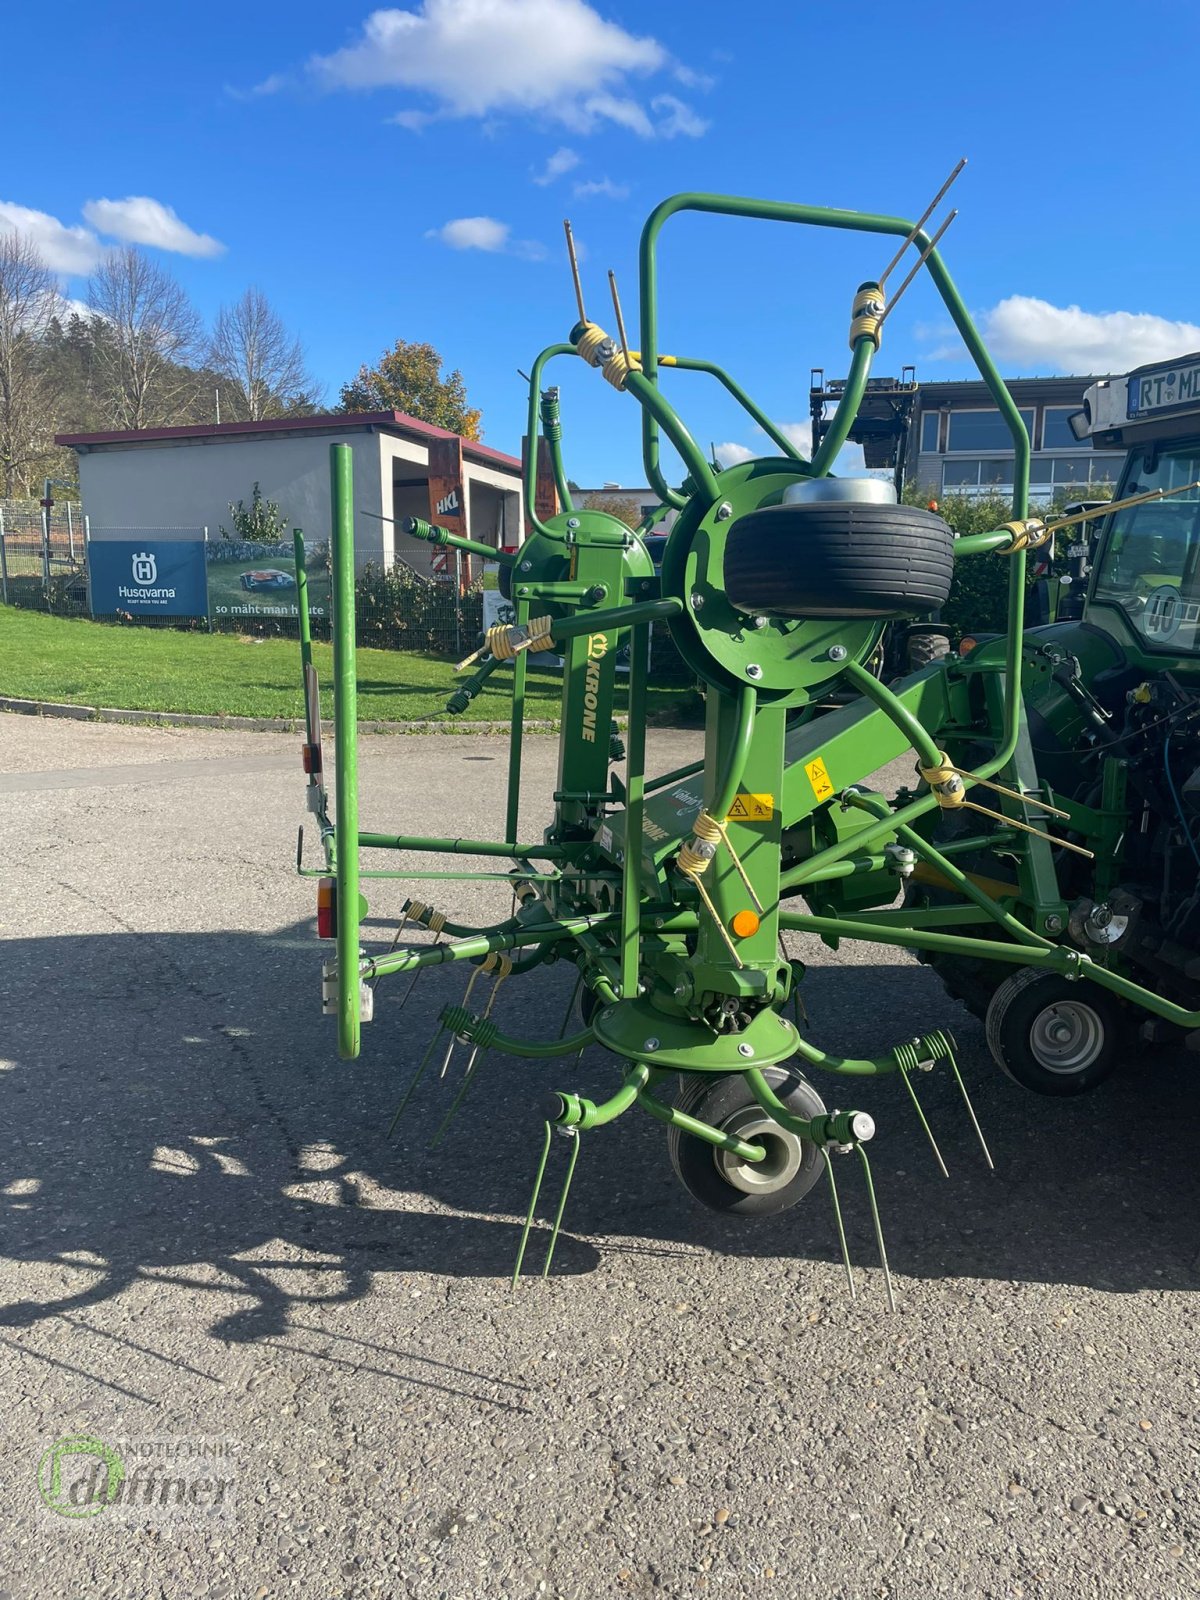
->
920;412;940;453
940;459;1017;495
946;408;1035;452
1042;406;1082;450
1093;445;1200;651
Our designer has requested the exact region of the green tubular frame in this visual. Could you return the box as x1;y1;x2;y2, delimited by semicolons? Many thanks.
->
331;444;360;1061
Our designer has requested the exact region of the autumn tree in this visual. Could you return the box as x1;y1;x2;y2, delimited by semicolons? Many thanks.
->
209;287;316;421
86;246;202;429
338;338;482;439
0;233;58;494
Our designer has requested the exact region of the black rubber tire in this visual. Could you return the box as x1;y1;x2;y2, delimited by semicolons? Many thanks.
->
985;968;1126;1097
668;1068;827;1217
724;502;954;619
906;630;951;670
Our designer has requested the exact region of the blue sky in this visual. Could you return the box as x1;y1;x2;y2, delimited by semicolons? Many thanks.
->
4;0;1199;485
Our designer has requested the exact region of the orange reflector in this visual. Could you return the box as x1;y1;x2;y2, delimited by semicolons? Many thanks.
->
302;744;322;775
959;635;978;656
731;909;760;939
317;876;337;939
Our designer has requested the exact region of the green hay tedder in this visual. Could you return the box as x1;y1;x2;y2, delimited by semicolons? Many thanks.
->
293;173;1200;1302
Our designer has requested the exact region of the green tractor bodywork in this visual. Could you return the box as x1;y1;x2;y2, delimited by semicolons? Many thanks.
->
294;191;1200;1301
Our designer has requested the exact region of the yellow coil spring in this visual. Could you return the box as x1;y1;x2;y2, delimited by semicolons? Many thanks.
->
997;518;1050;554
916;752;966;809
849;284;885;350
676;810;768;970
407;900;448;934
484;612;556;662
575;320;641;391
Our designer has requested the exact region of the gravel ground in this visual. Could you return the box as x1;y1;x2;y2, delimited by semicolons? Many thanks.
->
1;711;1198;1600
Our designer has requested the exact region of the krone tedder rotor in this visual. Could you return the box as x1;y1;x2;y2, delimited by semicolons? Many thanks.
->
294;174;1200;1302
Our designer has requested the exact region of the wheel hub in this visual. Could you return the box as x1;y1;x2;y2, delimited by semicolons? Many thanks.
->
1029;1000;1104;1074
712;1106;805;1195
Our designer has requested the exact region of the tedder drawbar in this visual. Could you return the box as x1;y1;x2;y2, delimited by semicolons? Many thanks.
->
294;173;1200;1304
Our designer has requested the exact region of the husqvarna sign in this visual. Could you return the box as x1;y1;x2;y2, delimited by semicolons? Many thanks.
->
88;537;208;617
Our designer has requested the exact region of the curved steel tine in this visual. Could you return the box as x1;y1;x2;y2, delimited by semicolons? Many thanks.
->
512;1122;553;1289
856;1145;896;1313
542;1130;581;1277
429;1044;487;1149
898;1066;950;1178
559;972;584;1039
393;931;445;1017
387;1023;445;1138
823;1149;856;1301
943;1046;995;1171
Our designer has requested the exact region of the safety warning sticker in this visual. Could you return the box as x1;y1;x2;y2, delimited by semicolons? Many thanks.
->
804;757;834;801
727;792;774;822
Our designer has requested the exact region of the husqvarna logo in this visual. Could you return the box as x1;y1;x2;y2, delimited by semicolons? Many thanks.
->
132;551;157;585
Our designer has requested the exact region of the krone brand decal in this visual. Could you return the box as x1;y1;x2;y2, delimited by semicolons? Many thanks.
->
580;633;609;742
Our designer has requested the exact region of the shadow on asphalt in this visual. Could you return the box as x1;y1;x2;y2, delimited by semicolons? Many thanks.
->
1;923;1197;1349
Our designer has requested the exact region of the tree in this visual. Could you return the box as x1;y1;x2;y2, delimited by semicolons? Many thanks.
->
583;492;641;529
219;482;288;542
338;338;482;439
209;287;316;421
0;233;57;495
86;246;202;430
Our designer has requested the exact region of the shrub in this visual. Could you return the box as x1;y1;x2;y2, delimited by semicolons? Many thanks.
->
355;561;482;656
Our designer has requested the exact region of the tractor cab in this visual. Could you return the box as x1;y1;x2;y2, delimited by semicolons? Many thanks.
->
1075;355;1200;665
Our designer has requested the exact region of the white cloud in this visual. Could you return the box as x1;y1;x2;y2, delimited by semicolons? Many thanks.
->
533;146;579;185
924;295;1200;373
82;196;225;259
307;0;705;137
778;421;813;456
425;215;546;260
651;93;708;138
0;201;104;275
714;424;872;476
227;71;291;100
714;441;754;467
572;176;629;200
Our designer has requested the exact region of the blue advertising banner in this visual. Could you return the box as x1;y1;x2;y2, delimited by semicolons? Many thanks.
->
88;538;209;617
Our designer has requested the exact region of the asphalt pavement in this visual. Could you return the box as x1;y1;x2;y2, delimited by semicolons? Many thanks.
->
1;712;1198;1600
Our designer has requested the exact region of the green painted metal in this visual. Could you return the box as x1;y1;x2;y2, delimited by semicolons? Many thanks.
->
330;444;360;1061
293;183;1200;1301
666;355;808;463
809;327;876;478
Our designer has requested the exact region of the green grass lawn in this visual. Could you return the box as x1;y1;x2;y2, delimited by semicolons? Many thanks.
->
0;606;689;724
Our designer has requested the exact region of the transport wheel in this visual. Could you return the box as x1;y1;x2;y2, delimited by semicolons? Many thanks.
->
723;502;954;619
668;1068;827;1217
906;630;950;670
985;969;1126;1097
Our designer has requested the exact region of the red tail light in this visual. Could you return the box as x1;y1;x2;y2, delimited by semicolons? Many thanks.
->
302;743;323;775
317;877;337;939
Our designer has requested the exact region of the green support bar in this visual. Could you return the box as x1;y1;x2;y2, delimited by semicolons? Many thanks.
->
330;444;360;1061
809;327;876;478
619;622;650;998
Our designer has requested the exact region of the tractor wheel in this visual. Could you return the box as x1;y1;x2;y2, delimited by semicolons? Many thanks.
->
668;1068;827;1217
723;502;954;619
985;969;1126;1096
906;630;950;671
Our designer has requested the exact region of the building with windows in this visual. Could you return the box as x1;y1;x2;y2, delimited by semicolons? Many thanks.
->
902;375;1125;501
